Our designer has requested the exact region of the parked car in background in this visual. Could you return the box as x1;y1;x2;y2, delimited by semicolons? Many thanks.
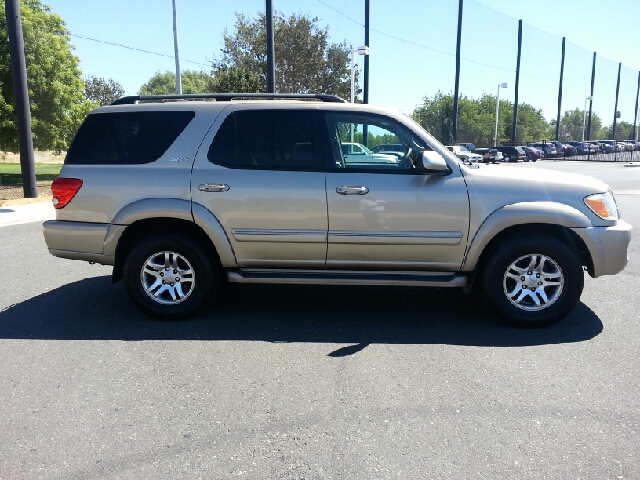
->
561;143;576;157
495;146;526;162
342;142;399;164
523;146;543;162
446;145;483;163
568;141;591;154
371;143;405;154
550;141;565;157
483;148;504;163
457;143;475;152
619;142;634;152
530;142;558;158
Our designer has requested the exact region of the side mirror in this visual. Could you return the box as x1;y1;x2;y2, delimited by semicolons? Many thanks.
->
415;150;449;173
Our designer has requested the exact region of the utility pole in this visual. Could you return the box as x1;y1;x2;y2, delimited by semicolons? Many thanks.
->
172;0;182;94
4;0;37;198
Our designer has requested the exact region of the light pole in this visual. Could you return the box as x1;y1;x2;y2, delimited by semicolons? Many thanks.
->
350;46;369;103
493;82;507;147
172;0;182;94
582;96;593;141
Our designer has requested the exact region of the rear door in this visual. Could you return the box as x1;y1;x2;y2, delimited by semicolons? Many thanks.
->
191;107;328;268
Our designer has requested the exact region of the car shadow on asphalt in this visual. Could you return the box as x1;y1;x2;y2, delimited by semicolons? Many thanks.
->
0;275;602;348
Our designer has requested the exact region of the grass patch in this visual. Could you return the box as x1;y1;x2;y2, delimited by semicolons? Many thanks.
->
0;163;62;185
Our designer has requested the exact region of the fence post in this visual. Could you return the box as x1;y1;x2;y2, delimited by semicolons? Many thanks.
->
452;0;463;145
555;37;565;141
632;71;639;141
612;62;621;142
511;20;522;144
587;52;596;140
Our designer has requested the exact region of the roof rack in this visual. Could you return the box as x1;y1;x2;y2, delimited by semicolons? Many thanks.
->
111;93;347;106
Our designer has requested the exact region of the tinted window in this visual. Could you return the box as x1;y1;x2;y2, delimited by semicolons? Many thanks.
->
66;111;195;165
208;110;320;170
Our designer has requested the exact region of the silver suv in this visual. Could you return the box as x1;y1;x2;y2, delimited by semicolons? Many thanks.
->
43;93;632;327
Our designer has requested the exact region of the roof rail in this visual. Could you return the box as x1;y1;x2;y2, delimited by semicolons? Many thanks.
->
111;93;347;105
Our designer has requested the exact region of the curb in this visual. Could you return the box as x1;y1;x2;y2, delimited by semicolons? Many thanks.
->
0;196;52;207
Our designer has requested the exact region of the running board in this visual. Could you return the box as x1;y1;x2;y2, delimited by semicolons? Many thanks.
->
227;269;467;287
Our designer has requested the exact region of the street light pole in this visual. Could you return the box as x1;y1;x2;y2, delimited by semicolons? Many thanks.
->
582;96;593;141
350;46;369;104
172;0;182;95
493;82;507;147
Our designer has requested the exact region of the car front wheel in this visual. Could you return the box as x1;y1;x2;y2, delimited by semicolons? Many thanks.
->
123;234;217;319
482;234;584;327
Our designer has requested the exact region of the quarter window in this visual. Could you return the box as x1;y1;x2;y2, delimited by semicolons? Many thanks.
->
65;111;195;165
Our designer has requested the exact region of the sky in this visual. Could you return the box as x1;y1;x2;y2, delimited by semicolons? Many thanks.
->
42;0;640;125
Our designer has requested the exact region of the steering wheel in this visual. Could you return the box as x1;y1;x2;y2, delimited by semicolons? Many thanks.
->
398;146;413;169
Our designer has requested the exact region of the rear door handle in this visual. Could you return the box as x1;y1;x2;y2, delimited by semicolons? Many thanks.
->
198;183;230;192
336;186;369;195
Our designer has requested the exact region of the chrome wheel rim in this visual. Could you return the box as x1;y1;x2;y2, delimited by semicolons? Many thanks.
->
503;254;564;312
140;251;195;305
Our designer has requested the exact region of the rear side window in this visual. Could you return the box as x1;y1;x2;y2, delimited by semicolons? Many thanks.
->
65;111;195;165
207;110;321;170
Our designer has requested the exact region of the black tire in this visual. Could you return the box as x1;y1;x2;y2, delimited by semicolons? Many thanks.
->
123;234;218;320
532;158;537;162
481;234;584;327
524;157;530;162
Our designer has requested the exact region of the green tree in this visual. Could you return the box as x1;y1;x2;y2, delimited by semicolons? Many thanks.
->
551;108;603;141
215;12;353;99
84;76;124;106
598;121;635;141
413;92;549;146
208;66;260;93
0;0;95;152
139;70;212;95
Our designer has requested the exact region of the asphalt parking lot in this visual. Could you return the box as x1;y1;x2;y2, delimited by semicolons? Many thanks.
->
1;160;638;479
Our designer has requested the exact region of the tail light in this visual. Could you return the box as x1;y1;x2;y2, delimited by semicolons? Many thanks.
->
51;178;83;209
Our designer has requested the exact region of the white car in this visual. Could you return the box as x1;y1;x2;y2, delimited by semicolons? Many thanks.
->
446;145;483;163
341;142;399;164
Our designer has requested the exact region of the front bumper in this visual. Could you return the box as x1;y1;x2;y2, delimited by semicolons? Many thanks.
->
571;220;633;277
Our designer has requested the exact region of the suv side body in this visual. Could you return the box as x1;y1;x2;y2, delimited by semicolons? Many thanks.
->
44;96;632;327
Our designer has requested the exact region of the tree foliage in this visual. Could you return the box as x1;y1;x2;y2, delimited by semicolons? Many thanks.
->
139;70;212;95
208;66;261;93
0;0;94;152
215;12;353;99
414;91;554;146
550;108;603;141
84;76;124;106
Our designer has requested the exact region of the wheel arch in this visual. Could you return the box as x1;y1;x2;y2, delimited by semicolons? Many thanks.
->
110;200;237;283
463;202;595;277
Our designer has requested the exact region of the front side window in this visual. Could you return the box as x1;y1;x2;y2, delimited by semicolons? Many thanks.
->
325;113;429;172
208;110;321;170
66;111;195;165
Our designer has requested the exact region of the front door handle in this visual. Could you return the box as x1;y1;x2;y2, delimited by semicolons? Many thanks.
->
198;183;230;192
336;186;369;195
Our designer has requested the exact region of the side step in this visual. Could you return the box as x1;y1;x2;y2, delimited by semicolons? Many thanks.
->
227;269;467;288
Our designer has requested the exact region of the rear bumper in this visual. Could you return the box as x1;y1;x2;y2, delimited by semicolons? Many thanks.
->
43;220;125;266
571;220;633;277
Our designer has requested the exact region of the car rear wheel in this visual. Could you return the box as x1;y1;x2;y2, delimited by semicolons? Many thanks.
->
482;234;584;327
123;234;218;319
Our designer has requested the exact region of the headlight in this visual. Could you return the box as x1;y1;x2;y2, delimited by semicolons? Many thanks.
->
584;192;619;220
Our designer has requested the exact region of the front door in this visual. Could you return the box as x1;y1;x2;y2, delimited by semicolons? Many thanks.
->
323;112;470;270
